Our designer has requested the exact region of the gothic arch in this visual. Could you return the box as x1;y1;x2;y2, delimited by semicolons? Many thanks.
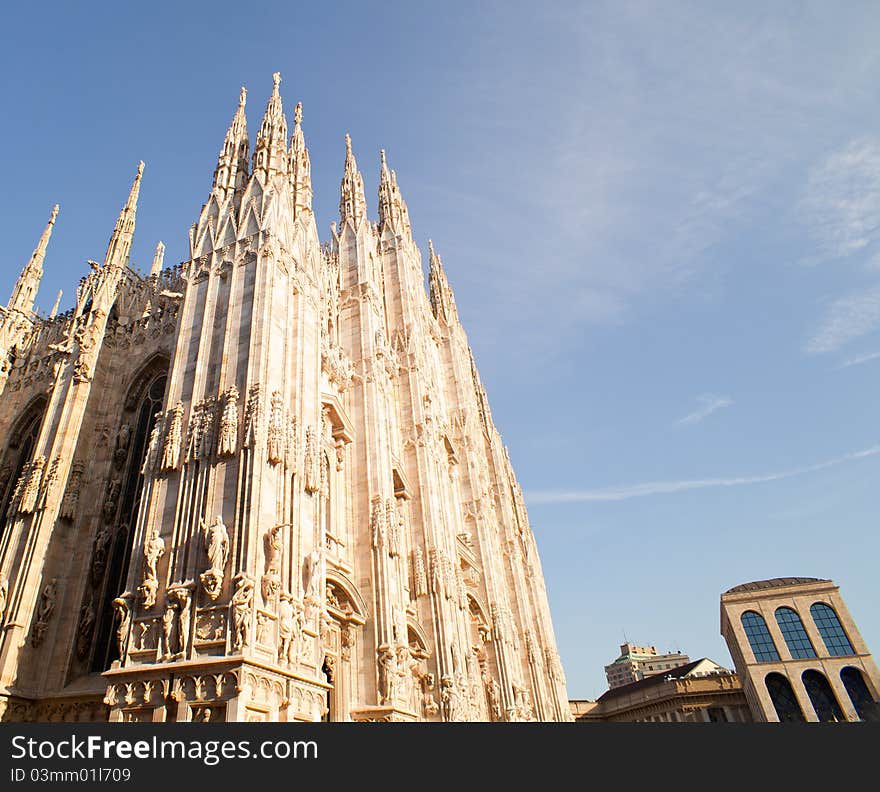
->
122;354;171;413
406;617;431;654
325;569;368;623
0;395;47;536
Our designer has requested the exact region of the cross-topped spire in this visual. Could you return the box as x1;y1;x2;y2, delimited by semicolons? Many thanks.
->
212;86;250;200
288;101;312;218
339;133;367;225
378;148;411;235
252;72;288;183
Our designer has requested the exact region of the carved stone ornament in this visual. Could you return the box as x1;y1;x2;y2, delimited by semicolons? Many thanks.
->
139;527;165;609
30;578;58;648
217;386;239;456
160;404;183;471
59;459;83;519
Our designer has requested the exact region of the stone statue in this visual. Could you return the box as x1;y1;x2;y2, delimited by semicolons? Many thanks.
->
112;597;131;660
277;593;302;665
378;646;397;704
0;577;7;623
230;575;254;650
140;528;165;608
199;515;229;600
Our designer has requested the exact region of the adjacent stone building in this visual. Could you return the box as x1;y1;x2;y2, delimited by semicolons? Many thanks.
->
604;641;691;689
721;577;880;722
575;658;751;723
0;74;571;722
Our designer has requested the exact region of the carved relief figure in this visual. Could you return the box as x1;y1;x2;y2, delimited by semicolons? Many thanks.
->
160;404;183;471
113;422;131;469
242;384;261;449
140;412;164;475
217;385;239;456
261;525;282;604
90;524;112;584
76;597;96;659
267;391;285;464
31;578;58;647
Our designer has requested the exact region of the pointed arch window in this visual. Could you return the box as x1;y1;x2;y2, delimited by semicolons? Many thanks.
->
741;610;780;662
765;673;805;722
775;607;817;659
88;371;166;672
810;603;855;657
802;669;845;722
0;402;45;540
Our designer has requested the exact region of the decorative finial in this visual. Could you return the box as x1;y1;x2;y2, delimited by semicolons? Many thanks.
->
137;160;145;176
50;204;59;224
49;289;62;319
428;239;435;256
345;133;352;155
380;149;386;167
294;101;302;126
239;86;247;107
272;72;281;90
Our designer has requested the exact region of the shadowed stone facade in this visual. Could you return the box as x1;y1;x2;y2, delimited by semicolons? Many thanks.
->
0;74;571;723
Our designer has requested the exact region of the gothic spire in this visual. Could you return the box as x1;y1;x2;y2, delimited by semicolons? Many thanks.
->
49;289;62;319
104;161;144;270
288;101;312;218
7;204;58;315
212;86;249;200
377;149;411;236
428;239;457;323
252;72;289;184
150;241;165;277
339;133;367;226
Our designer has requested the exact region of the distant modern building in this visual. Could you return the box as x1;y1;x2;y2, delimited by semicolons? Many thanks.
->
720;577;880;722
574;658;751;722
604;642;690;689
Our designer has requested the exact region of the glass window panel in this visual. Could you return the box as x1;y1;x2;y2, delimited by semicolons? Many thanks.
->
775;607;817;659
741;611;780;662
810;603;855;657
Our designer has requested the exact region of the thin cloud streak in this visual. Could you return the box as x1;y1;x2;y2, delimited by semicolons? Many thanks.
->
838;350;880;369
526;445;880;504
675;394;733;426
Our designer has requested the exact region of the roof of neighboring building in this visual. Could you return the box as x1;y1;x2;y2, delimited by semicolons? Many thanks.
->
723;577;830;595
595;658;733;703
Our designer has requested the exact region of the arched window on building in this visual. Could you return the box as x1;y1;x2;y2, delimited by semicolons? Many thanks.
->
88;372;167;672
802;669;845;722
810;603;855;657
741;611;780;662
775;607;817;659
840;667;880;722
765;673;805;722
0;401;46;540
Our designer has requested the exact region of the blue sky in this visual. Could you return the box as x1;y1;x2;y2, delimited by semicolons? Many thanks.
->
2;1;880;699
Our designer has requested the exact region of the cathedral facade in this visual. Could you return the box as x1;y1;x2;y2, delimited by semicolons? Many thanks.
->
0;74;571;723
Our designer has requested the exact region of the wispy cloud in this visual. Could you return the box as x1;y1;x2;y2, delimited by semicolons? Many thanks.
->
675;393;734;426
804;285;880;354
525;444;880;504
838;350;880;369
798;138;880;264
